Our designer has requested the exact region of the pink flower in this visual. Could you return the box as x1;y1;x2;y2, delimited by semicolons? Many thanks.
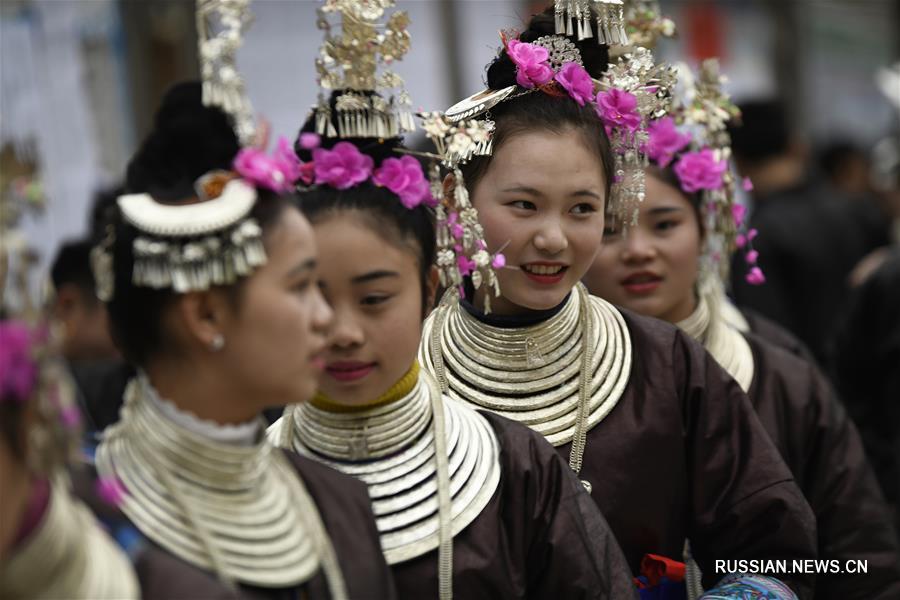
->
233;136;302;193
313;142;374;190
96;477;127;507
745;266;766;285
732;203;747;227
298;162;315;185
735;230;757;249
742;176;754;192
555;63;594;106
647;117;692;167
745;249;759;264
372;156;433;209
507;40;553;89
447;214;465;240
492;254;507;269
457;255;476;277
674;149;728;193
299;133;321;150
595;88;642;132
0;321;38;404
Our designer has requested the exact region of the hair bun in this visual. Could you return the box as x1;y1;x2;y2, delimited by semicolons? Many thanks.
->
126;81;240;201
485;7;609;90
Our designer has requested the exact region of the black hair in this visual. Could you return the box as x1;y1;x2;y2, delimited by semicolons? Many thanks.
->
88;186;125;241
818;140;868;178
51;239;97;301
126;81;242;200
104;80;294;366
460;7;614;202
295;102;436;312
729;99;791;164
0;401;26;461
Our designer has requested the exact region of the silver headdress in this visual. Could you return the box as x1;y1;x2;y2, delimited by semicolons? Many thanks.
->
124;177;266;293
442;31;675;228
92;174;268;301
197;0;256;145
600;46;677;226
554;0;628;46
653;59;752;284
313;0;415;138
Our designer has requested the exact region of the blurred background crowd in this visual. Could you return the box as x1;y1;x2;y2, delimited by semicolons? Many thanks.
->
2;0;899;528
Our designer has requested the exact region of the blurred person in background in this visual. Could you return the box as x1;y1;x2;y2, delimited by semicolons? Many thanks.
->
728;99;890;364
50;220;132;434
51;238;118;363
0;320;139;599
818;140;877;199
832;248;900;539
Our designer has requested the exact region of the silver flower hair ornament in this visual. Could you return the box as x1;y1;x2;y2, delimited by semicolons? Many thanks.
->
418;112;505;313
597;45;677;226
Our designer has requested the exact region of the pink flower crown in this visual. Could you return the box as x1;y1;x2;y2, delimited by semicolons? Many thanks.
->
234;135;436;210
504;37;643;138
499;34;677;228
646;117;764;286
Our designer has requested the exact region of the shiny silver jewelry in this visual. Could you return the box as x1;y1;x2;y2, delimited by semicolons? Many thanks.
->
534;35;584;71
554;0;628;46
0;479;139;599
118;180;268;294
420;284;632;481
210;334;225;352
97;376;347;596
196;0;257;145
270;371;501;570
677;277;754;392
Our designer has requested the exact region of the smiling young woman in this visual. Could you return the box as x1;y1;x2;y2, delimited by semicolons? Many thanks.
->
465;128;607;315
418;8;819;599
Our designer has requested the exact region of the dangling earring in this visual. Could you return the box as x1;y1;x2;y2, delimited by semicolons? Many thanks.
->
210;334;225;352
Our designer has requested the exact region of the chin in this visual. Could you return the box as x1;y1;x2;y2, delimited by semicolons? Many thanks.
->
290;381;318;405
508;288;568;312
321;381;372;405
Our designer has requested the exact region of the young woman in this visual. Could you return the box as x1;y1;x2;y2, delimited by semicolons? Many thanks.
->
90;84;395;599
583;64;900;597
418;9;817;599
267;95;636;598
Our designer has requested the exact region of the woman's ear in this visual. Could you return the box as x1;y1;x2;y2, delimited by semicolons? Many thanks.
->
441;172;456;203
174;289;232;353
